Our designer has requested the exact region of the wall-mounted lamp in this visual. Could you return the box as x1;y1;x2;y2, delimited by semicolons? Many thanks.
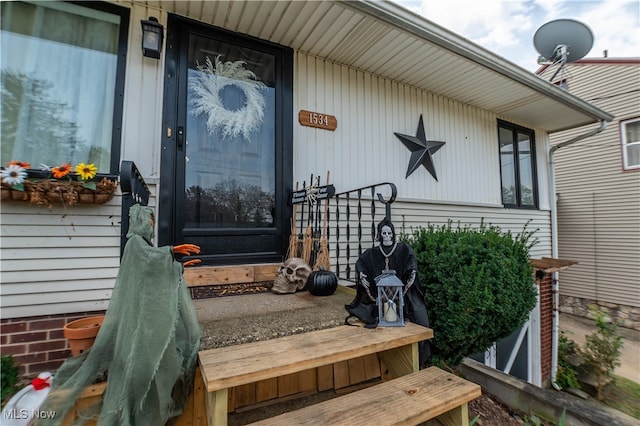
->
141;17;164;59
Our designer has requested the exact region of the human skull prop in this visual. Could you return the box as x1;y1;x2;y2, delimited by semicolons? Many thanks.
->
272;257;312;294
380;225;394;247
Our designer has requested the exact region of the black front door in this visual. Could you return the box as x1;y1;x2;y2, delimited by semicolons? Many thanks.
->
159;15;293;265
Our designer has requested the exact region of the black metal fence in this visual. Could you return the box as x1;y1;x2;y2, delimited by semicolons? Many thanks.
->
331;182;397;281
120;160;151;257
292;181;397;282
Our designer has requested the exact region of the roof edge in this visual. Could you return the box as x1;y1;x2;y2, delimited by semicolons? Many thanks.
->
344;0;615;123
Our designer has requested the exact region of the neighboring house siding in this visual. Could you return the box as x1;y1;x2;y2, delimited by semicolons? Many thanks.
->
544;61;640;311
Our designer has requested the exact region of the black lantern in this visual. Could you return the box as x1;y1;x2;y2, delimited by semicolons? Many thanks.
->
375;270;405;327
141;17;164;59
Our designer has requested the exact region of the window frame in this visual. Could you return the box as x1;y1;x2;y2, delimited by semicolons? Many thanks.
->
497;119;539;209
620;116;640;171
2;1;129;179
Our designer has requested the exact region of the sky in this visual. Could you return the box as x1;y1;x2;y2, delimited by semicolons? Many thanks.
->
393;0;640;72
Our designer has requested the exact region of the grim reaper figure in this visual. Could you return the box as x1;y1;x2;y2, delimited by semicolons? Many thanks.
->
349;218;431;366
37;204;201;425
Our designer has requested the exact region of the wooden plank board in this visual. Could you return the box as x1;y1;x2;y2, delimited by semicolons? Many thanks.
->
233;383;256;407
185;266;253;287
362;353;381;380
277;372;300;397
317;365;334;391
298;369;318;392
248;367;481;426
184;263;280;287
199;323;433;392
347;357;367;385
255;378;278;403
333;360;350;389
254;264;280;281
175;367;207;426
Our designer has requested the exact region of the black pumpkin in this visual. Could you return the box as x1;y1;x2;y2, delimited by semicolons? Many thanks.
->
307;268;338;296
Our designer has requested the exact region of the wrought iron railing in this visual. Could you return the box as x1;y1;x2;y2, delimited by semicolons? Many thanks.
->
330;182;397;281
120;160;151;257
293;181;397;282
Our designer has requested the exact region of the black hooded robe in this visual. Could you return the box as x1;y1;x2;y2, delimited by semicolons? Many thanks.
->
354;243;431;366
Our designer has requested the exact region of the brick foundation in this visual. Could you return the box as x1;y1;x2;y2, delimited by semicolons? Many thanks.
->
536;272;554;386
1;310;105;377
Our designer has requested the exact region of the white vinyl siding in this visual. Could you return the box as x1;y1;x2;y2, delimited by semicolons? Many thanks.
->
293;52;551;210
1;2;561;319
0;187;158;318
543;61;640;308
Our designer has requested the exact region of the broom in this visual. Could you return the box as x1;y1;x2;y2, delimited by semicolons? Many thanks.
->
302;226;313;265
314;171;331;271
286;182;299;259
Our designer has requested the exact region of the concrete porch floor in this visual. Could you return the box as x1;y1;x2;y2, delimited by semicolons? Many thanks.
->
192;284;356;350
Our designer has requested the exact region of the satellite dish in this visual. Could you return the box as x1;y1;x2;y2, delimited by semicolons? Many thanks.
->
534;19;594;63
534;19;593;85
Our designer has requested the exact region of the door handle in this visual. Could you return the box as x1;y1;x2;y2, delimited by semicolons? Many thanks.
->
177;126;184;149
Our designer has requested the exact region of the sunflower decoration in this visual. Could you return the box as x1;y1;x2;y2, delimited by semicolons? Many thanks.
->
75;163;98;189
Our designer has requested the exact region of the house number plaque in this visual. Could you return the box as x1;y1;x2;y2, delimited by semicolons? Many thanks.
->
298;110;337;131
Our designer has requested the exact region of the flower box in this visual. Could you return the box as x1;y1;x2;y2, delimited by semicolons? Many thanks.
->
1;161;119;207
1;177;118;207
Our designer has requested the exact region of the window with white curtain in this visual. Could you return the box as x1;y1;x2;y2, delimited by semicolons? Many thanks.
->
0;1;128;173
621;117;640;171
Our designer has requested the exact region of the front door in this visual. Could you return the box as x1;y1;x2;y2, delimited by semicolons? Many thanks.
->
159;15;293;265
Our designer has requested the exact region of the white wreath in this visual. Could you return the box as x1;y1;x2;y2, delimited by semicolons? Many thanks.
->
189;56;266;141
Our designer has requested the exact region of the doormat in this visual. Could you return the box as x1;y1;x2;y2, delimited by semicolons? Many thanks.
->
190;281;272;299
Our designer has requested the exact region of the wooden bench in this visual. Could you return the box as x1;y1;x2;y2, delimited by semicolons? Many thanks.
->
198;322;433;425
249;367;481;426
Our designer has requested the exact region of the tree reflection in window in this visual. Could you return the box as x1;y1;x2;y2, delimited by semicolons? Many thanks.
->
185;179;275;228
1;70;101;167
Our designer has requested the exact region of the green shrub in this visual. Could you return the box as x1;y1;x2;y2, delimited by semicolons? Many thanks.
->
1;355;20;404
406;221;538;366
556;332;581;389
579;307;623;401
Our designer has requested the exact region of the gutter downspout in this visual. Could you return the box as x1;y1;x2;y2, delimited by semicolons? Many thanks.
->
548;119;607;390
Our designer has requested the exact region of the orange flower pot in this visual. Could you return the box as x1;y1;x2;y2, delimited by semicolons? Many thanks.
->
63;315;104;356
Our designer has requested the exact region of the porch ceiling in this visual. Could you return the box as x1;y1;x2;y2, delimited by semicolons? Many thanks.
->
142;0;613;132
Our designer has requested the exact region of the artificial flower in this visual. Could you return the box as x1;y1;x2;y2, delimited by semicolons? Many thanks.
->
75;163;97;181
7;160;31;169
52;163;72;179
1;164;27;186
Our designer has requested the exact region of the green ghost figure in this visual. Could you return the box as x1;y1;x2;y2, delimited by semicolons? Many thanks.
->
38;204;201;425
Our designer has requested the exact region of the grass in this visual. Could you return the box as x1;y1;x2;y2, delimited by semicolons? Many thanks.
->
601;375;640;419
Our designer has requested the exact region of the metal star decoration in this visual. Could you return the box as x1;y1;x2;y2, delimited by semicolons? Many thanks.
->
394;114;446;180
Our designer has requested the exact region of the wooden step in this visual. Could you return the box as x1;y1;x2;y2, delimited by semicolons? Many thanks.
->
248;367;481;426
184;263;280;287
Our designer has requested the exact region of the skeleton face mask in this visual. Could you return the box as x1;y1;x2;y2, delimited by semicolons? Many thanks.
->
272;257;312;294
380;225;394;247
